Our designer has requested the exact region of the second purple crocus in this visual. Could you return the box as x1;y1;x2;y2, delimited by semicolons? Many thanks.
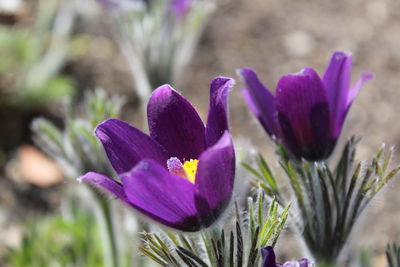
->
261;246;314;267
79;77;235;232
170;0;192;17
239;51;373;161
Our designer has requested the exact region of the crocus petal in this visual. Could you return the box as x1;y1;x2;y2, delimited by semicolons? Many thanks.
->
148;85;206;162
276;68;332;161
95;118;170;174
332;72;374;139
79;172;129;203
194;131;235;227
239;68;278;137
322;51;352;136
261;246;277;267
205;77;234;147
121;159;201;231
346;72;374;110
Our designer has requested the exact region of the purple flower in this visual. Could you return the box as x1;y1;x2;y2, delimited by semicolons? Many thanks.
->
170;0;192;17
79;77;235;232
97;0;192;17
239;51;373;161
261;246;314;267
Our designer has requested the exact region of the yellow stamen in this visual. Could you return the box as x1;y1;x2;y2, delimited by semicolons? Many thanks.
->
182;159;199;184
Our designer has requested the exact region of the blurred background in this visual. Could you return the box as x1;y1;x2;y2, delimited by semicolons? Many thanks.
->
1;0;400;266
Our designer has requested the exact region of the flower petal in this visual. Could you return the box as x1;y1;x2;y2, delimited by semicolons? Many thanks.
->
322;51;352;136
346;72;374;110
170;0;191;17
194;131;235;227
79;172;129;203
276;68;332;160
205;77;234;147
261;246;277;267
95;118;170;174
121;159;201;231
239;68;278;137
147;85;205;161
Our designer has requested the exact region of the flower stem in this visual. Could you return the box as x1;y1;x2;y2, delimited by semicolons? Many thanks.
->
94;192;120;267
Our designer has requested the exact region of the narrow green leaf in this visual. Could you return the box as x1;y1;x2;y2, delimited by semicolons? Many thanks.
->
257;154;278;191
241;162;264;181
139;247;168;266
179;234;194;252
228;232;234;267
167;232;180;247
176;249;197;267
246;226;260;267
177;246;209;267
235;222;243;267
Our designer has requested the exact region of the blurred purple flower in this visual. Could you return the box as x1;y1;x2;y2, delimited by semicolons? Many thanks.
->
79;77;235;232
239;51;373;161
261;246;314;267
97;0;192;17
170;0;192;17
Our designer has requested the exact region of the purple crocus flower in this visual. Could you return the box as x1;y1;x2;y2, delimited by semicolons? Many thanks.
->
239;51;373;161
170;0;192;17
97;0;192;17
79;77;235;232
261;246;314;267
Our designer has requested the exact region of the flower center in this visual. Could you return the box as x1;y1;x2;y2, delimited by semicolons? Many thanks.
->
167;157;199;183
182;159;198;183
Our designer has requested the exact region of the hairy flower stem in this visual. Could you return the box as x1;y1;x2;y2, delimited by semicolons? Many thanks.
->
94;193;120;267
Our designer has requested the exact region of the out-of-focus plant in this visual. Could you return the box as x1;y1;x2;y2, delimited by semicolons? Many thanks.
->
0;0;76;108
387;242;400;267
32;89;151;267
3;205;103;267
97;0;214;114
356;247;372;267
32;89;125;179
140;190;290;267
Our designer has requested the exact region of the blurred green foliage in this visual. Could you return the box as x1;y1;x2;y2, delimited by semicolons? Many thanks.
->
32;89;125;179
387;242;400;267
32;89;134;267
0;0;79;108
4;209;104;267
